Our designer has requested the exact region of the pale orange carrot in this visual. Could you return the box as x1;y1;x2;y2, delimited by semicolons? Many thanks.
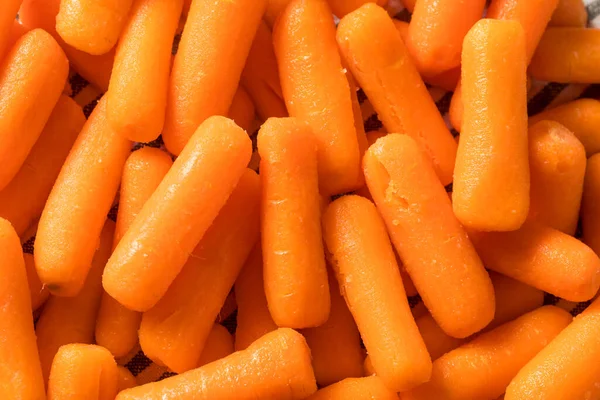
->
307;376;399;399
117;367;137;391
583;154;600;255
549;0;588;27
23;253;49;311
197;324;235;367
228;86;256;132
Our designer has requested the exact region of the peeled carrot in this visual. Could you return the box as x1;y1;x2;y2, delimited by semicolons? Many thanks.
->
106;0;183;142
117;367;137;391
0;95;85;237
402;0;415;12
583;154;600;255
0;0;23;58
103;116;251;312
6;21;31;53
549;0;588;27
228;86;256;132
258;118;330;328
35;98;130;297
327;0;387;17
364;134;495;338
23;253;50;311
197;324;235;367
0;219;46;399
453;19;529;231
307;376;399;400
264;0;293;27
139;169;260;373
393;19;409;41
528;120;586;235
337;4;457;185
323;195;432;392
415;314;466;361
403;306;572;400
469;220;600;302
449;79;463;131
163;0;266;155
117;328;317;400
47;344;118;400
217;291;237;322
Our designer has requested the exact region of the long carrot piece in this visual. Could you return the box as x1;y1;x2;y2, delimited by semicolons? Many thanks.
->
0;219;46;399
228;86;256;132
0;0;22;59
103;116;251;312
364;134;495;338
23;253;50;311
550;0;588;27
336;3;457;185
197;324;235;367
323;195;432;392
117;328;317;400
307;376;399;400
327;0;387;17
583;154;600;255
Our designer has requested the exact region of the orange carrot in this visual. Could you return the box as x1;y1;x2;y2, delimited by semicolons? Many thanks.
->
364;134;495;338
346;66;369;159
323;195;432;392
264;0;293;27
139;169;260;373
403;306;572;400
449;79;463;131
106;0;183;142
103;116;251;312
583;154;600;255
258;118;330;328
0;219;46;399
163;0;266;155
393;19;409;41
117;328;317;400
363;356;375;376
453;19;529;231
549;0;588;27
47;344;118;400
23;253;50;311
402;0;415;12
0;95;85;237
0;1;22;58
6;21;31;53
337;4;458;185
217;291;238;323
228;86;256;132
307;376;399;400
197;324;235;367
327;0;388;17
415;314;467;361
35;98;130;297
117;367;137;391
528;120;586;235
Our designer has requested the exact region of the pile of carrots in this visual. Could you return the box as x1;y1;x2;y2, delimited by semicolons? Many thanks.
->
1;0;600;398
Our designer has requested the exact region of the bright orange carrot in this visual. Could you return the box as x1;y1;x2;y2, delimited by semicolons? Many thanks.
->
307;376;399;400
23;253;50;311
528;120;586;235
453;19;529;231
35;98;130;297
6;20;31;53
323;195;432;392
337;4;458;185
48;344;118;400
364;134;495;338
103;116;251;312
449;80;463;131
327;0;387;17
0;95;85;237
404;306;572;400
264;0;293;27
346;66;369;159
117;367;137;391
0;2;25;58
106;0;183;142
583;154;600;255
163;0;266;155
197;324;235;367
117;328;317;400
393;19;409;41
139;169;260;373
415;314;466;361
217;291;238;323
363;355;375;376
228;86;256;132
549;0;588;27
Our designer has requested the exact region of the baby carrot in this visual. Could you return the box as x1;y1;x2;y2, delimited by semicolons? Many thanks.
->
264;0;293;27
103;116;251;312
449;82;463;131
6;21;31;54
0;95;85;237
306;376;399;400
403;306;572;400
0;0;22;59
117;367;137;391
117;328;317;400
162;0;266;155
106;0;183;142
550;0;588;27
364;134;495;338
583;154;600;255
197;324;235;367
228;86;256;132
469;220;600;302
327;0;388;17
0;219;45;400
336;4;457;185
47;344;118;400
402;0;415;12
323;195;432;392
0;29;68;191
415;314;467;361
35;98;131;297
23;253;50;311
453;19;529;231
528;120;586;235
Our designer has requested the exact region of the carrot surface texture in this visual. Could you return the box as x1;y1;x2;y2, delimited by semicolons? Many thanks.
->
197;324;235;367
23;253;50;311
583;154;600;255
117;367;137;391
307;376;398;399
549;0;588;27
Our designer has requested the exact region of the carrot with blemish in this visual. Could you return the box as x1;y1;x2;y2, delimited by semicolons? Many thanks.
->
582;154;600;255
197;324;235;367
307;376;399;400
117;367;137;391
228;86;256;132
327;0;388;17
550;0;588;27
23;253;50;311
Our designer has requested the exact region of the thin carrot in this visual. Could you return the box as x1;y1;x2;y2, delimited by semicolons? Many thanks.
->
264;0;293;27
0;0;22;59
117;328;317;400
117;367;137;391
549;0;588;27
228;86;256;132
583;154;600;255
306;376;399;400
103;116;251;312
197;324;235;367
323;195;432;392
337;3;458;185
23;253;50;311
327;0;388;17
364;134;495;338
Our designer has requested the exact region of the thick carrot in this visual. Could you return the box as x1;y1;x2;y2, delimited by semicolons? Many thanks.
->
23;253;50;311
469;220;600;302
139;169;260;373
323;195;432;392
0;219;46;399
453;19;529;231
327;0;387;17
47;344;118;400
162;0;266;155
106;0;183;142
337;4;457;185
117;328;317;400
258;118;330;328
0;95;85;237
306;376;399;400
264;0;293;27
197;324;235;367
103;116;251;312
364;134;495;338
228;86;256;132
550;0;588;27
403;306;572;400
0;0;23;58
528;120;586;235
583;154;600;255
35;98;130;297
117;367;137;391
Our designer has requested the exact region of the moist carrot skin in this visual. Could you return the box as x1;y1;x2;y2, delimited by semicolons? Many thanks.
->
327;0;387;17
197;324;235;367
103;116;251;312
583;154;600;255
23;253;50;311
228;86;256;132
337;4;457;186
117;328;317;400
306;376;399;400
364;134;495;338
549;0;588;27
0;0;23;59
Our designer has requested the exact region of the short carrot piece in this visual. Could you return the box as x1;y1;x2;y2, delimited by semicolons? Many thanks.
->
23;253;50;311
103;116;251;312
117;328;317;400
323;195;432;392
228;86;256;132
583;154;600;255
117;367;137;391
549;0;588;27
197;324;235;367
0;0;23;59
306;376;399;400
364;134;495;338
327;0;388;17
